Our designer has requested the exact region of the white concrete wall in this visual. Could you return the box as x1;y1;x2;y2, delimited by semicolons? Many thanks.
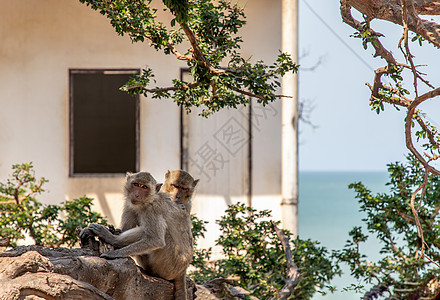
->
0;0;284;246
239;0;283;220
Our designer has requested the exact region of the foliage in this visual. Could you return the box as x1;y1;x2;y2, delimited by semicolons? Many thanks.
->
335;155;440;299
190;214;218;283
0;163;107;248
78;0;298;117
190;203;340;299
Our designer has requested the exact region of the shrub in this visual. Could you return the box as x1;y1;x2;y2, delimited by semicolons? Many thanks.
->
0;162;107;248
190;203;340;299
335;155;440;299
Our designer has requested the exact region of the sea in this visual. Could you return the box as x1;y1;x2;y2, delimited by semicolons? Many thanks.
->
298;171;390;300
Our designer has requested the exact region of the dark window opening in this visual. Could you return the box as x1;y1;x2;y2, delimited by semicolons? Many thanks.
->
69;69;140;176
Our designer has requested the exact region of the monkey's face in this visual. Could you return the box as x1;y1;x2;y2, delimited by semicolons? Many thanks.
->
125;172;156;206
162;170;199;204
168;183;191;204
130;181;153;205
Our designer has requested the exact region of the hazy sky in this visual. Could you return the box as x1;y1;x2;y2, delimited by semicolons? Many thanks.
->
298;0;440;171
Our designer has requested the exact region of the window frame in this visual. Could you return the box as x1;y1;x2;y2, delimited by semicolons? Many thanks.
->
68;68;140;177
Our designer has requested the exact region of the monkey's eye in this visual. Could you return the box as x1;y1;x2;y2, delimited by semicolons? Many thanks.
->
133;182;149;190
172;184;189;191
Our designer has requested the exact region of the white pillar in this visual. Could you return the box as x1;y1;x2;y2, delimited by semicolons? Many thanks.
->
281;0;298;235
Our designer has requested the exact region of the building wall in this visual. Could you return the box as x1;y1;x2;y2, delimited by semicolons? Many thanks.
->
0;0;283;248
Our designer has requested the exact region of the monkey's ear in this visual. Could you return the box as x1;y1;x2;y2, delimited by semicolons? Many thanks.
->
156;183;163;193
126;172;133;179
193;179;199;188
165;170;170;179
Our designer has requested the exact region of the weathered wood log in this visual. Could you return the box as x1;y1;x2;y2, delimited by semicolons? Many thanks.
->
0;245;260;300
0;246;192;300
0;225;259;300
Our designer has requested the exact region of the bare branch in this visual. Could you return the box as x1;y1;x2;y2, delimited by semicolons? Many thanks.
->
166;42;193;61
344;0;440;48
270;221;300;300
340;2;397;65
400;0;420;97
404;0;440;47
366;78;412;107
404;89;440;176
341;1;440;177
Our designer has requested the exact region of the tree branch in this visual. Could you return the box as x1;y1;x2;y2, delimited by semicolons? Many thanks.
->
400;0;420;97
179;23;226;75
341;0;440;176
340;2;397;65
405;88;440;176
414;113;439;147
344;0;440;48
270;221;300;300
166;42;193;61
125;82;200;94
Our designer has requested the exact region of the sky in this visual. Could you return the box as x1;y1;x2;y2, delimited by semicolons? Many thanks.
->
297;0;440;172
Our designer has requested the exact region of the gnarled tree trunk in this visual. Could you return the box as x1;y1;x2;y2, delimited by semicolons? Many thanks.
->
0;245;257;300
0;246;195;300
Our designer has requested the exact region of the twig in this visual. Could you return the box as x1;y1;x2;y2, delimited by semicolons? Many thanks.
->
414;113;439;147
404;88;440;176
270;221;300;300
166;42;192;61
409;172;427;255
125;82;200;93
400;0;419;98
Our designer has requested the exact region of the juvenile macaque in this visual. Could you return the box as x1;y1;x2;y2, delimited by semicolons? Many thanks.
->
160;170;199;215
80;172;193;300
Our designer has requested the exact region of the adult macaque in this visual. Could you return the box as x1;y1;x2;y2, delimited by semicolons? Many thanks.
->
160;170;199;216
80;172;193;300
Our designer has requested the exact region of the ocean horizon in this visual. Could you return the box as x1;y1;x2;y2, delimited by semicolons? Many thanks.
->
299;170;390;299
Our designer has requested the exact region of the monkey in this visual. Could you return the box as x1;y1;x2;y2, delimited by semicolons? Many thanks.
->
80;172;193;300
160;170;199;216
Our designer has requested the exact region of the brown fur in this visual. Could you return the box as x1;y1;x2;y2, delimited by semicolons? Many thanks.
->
160;170;199;216
80;172;193;300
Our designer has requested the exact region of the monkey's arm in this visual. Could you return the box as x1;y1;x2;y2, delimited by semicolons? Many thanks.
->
86;218;168;259
101;235;166;259
82;223;142;248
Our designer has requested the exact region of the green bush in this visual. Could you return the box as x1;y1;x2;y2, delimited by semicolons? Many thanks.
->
0;162;107;248
335;155;440;299
190;203;340;299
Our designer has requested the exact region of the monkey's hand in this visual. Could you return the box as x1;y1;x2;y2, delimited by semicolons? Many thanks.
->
87;223;114;242
100;250;127;260
79;227;96;240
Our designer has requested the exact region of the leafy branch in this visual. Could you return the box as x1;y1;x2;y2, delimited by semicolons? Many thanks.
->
340;0;440;174
79;0;298;117
340;0;440;265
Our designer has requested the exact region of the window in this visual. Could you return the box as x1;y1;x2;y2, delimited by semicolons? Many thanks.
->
69;69;140;176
